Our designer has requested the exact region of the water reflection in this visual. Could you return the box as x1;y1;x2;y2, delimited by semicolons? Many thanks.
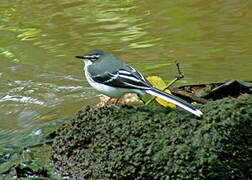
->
17;28;42;41
71;0;159;49
0;47;19;62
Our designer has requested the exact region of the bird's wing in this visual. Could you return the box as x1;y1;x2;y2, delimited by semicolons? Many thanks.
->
92;65;152;90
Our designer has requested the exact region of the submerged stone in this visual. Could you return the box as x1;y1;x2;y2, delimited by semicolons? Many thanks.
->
51;94;252;179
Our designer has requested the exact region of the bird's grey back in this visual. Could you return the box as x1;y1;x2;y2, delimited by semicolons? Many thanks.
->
88;52;125;77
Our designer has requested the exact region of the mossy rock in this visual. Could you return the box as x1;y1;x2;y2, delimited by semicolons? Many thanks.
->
51;94;252;179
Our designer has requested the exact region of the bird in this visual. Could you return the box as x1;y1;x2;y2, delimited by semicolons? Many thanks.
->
76;49;203;117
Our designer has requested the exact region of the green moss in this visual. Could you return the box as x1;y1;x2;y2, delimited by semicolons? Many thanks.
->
51;94;252;179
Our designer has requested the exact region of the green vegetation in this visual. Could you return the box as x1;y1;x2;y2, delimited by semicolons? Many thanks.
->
51;94;252;179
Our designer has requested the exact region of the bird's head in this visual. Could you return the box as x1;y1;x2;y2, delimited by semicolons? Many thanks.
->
75;49;107;63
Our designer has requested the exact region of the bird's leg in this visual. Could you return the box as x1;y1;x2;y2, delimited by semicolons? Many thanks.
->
115;98;121;105
105;97;121;109
107;96;120;105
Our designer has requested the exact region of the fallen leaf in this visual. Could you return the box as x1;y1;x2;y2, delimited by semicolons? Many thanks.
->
147;76;176;108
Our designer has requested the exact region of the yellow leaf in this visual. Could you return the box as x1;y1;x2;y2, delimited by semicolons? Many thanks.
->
147;76;176;108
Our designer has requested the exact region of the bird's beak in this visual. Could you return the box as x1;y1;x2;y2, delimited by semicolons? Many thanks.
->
75;56;84;59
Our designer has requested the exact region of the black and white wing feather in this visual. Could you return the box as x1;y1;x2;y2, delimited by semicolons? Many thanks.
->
92;65;152;90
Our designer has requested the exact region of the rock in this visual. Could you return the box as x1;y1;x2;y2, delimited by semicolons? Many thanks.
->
51;94;252;179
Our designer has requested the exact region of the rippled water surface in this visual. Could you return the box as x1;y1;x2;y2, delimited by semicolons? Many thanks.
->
0;0;251;149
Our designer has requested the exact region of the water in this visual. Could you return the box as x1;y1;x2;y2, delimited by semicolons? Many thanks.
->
0;0;251;149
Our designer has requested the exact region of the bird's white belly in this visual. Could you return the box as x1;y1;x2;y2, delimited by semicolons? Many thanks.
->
88;79;130;98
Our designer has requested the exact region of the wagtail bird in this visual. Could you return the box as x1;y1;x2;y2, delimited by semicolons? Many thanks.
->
76;49;202;117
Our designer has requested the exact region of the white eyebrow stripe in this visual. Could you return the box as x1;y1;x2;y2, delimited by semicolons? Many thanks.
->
84;55;100;59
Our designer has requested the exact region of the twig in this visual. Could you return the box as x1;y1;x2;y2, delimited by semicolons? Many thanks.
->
145;61;184;105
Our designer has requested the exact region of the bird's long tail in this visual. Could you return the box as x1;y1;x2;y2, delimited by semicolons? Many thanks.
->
145;88;203;117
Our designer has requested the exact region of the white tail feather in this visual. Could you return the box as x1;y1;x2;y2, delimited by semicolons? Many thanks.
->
146;89;203;117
